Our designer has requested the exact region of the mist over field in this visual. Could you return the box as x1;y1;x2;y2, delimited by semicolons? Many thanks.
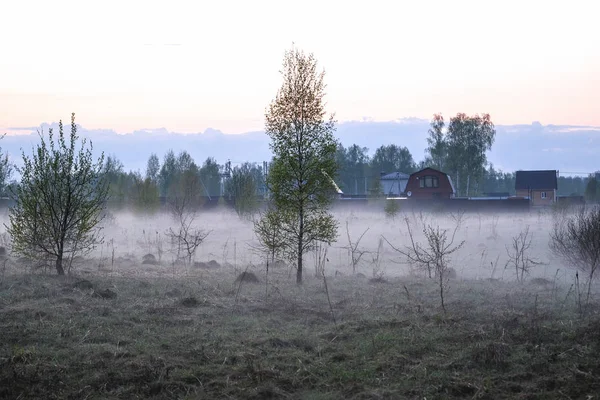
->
0;205;577;285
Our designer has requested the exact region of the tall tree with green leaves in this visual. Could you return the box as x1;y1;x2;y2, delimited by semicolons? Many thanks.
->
146;153;160;183
159;150;177;196
425;113;447;171
199;157;222;197
262;45;339;284
445;113;496;196
6;113;109;275
370;144;415;175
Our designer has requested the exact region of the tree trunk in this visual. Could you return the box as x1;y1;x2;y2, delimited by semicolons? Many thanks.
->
297;210;304;284
56;252;65;275
466;175;471;197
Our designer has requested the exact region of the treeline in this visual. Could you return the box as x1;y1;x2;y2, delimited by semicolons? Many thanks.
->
97;113;600;207
102;150;266;215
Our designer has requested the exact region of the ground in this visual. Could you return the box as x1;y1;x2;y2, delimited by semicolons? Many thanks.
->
1;207;599;399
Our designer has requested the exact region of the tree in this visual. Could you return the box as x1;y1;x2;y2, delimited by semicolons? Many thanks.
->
6;113;109;275
336;144;371;195
146;153;160;183
585;176;599;203
103;155;131;205
425;113;447;171
131;172;160;213
0;134;13;197
550;206;600;312
225;162;262;218
159;150;177;196
446;113;496;196
371;145;415;175
384;216;464;313
199;157;222;198
262;45;339;284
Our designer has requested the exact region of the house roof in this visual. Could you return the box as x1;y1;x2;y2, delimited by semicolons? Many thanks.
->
380;172;410;180
515;170;558;190
411;167;447;176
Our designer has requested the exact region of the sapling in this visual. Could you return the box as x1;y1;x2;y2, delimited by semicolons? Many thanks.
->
385;216;465;313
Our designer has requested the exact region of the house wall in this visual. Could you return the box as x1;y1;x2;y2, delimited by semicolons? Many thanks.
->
405;169;454;199
381;179;408;196
516;189;556;206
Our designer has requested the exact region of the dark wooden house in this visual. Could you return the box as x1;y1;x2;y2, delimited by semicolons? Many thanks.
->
405;167;456;199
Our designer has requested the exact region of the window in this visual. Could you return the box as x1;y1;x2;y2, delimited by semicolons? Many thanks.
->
419;175;440;188
541;192;547;199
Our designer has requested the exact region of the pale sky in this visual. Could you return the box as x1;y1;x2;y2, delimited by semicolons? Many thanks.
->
1;0;599;134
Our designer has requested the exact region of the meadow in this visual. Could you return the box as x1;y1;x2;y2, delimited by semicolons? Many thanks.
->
1;205;599;399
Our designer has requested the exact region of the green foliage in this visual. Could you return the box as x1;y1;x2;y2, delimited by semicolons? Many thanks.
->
371;144;416;175
225;162;262;218
131;173;160;213
262;45;339;283
0;134;12;197
585;177;599;202
145;153;160;183
384;199;400;219
445;113;496;197
199;157;222;197
425;114;447;171
252;207;288;262
6;113;109;275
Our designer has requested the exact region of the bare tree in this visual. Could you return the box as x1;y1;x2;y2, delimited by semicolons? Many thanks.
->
165;168;210;265
345;220;369;274
550;206;600;309
385;217;464;313
505;225;541;282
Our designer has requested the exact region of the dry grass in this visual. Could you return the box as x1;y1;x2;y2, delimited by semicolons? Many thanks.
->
1;208;599;399
1;265;600;399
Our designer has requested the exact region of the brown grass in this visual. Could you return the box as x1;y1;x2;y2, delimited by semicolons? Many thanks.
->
1;265;600;399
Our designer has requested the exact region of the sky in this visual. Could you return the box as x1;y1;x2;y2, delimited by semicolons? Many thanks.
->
1;0;599;134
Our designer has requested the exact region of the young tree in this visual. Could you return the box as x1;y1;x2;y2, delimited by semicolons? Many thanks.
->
6;113;109;275
446;113;496;196
0;134;13;197
262;45;339;284
425;113;447;171
550;206;600;310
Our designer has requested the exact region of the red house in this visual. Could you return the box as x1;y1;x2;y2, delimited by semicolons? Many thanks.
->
404;167;456;199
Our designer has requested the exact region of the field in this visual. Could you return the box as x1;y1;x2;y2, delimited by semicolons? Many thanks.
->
1;206;600;399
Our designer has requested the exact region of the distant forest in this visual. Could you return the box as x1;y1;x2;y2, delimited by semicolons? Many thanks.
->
1;113;597;210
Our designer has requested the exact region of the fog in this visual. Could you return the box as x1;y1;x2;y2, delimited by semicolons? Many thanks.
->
0;205;568;285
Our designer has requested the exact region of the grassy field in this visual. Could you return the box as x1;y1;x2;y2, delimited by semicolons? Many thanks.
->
2;265;600;399
1;208;600;399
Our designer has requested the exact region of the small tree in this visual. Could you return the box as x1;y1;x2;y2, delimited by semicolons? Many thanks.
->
6;114;108;275
550;206;600;309
345;220;369;274
505;225;541;282
385;217;464;313
261;45;339;284
0;133;13;197
252;207;287;264
165;167;209;264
